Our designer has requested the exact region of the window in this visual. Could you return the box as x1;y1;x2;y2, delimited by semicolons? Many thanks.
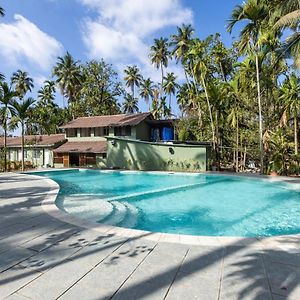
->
104;127;109;136
66;129;77;137
33;150;41;159
114;126;131;136
94;127;109;137
24;150;28;159
80;128;91;137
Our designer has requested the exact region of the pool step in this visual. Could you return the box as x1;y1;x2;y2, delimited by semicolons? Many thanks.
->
102;201;127;225
120;202;139;228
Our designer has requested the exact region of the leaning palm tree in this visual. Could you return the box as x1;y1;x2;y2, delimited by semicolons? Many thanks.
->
11;70;34;101
11;98;35;171
139;78;154;111
0;83;16;171
163;72;179;110
149;38;171;91
122;94;139;114
53;52;82;116
227;0;268;173
123;66;142;99
279;74;300;154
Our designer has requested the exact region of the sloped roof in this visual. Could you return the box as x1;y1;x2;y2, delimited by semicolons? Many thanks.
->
53;141;107;154
60;112;152;129
0;134;66;148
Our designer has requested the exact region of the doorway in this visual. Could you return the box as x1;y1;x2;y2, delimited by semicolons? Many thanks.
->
69;153;79;167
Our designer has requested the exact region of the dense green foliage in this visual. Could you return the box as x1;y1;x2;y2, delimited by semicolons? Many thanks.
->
0;0;300;175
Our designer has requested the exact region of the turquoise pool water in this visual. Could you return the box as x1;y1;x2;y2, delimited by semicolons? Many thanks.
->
34;169;300;237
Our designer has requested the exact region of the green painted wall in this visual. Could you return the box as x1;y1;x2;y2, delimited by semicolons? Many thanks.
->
107;138;208;172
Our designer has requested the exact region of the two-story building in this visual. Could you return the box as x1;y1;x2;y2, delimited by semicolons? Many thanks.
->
53;112;176;168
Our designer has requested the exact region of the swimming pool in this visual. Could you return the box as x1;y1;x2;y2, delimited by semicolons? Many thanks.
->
35;169;300;237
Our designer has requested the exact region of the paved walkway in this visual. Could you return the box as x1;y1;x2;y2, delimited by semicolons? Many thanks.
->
1;173;300;299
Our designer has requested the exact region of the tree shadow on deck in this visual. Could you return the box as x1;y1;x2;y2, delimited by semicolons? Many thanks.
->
0;173;300;299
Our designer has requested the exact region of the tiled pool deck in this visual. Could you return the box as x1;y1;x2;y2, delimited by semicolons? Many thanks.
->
1;172;300;299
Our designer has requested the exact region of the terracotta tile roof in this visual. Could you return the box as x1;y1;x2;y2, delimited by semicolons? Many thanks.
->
53;141;107;154
61;112;152;129
0;134;66;148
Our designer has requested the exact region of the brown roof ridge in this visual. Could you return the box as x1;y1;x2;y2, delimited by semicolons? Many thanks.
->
74;112;150;119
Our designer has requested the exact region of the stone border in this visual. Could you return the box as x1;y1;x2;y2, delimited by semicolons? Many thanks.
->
24;170;300;248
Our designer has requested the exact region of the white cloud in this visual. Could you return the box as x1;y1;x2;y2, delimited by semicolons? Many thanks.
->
0;14;63;71
80;0;193;82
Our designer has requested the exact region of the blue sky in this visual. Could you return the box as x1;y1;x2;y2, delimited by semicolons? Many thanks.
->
0;0;243;109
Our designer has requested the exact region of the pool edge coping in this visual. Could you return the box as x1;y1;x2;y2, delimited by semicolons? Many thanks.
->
21;170;300;248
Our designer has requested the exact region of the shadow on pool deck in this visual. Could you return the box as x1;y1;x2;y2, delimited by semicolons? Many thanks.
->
1;173;300;299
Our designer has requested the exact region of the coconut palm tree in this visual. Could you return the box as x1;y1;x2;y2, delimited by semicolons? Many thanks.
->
0;83;16;171
123;66;142;99
187;40;216;149
272;0;300;68
11;98;35;171
53;52;82;116
227;0;268;173
139;78;154;111
171;24;194;85
38;80;56;104
279;74;300;154
11;70;34;101
122;94;139;114
163;72;179;111
149;38;171;90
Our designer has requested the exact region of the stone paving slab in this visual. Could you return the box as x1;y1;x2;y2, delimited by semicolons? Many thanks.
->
1;172;300;300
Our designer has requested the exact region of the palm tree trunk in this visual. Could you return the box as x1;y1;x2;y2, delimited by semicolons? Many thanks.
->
255;54;264;174
236;120;239;173
161;63;164;96
201;74;215;151
21;122;25;171
294;111;298;154
4;124;7;172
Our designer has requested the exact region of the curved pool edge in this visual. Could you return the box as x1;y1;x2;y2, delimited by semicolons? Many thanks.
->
24;170;300;249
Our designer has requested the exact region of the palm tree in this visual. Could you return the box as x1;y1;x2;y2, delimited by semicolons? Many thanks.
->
11;70;34;101
122;94;139;114
149;38;171;91
139;78;154;111
38;80;56;104
227;0;268;173
11;98;35;171
123;66;142;99
272;0;300;68
171;24;194;85
279;74;300;154
53;52;82;116
187;40;216;150
163;72;179;111
0;73;4;83
0;83;16;171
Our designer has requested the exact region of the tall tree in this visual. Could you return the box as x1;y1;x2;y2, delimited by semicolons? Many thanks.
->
171;24;194;85
149;38;171;92
122;94;139;114
279;74;300;154
123;65;142;99
11;98;35;171
139;78;154;111
227;0;268;173
11;70;34;101
38;80;56;104
53;52;82;117
163;72;179;111
0;83;16;171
